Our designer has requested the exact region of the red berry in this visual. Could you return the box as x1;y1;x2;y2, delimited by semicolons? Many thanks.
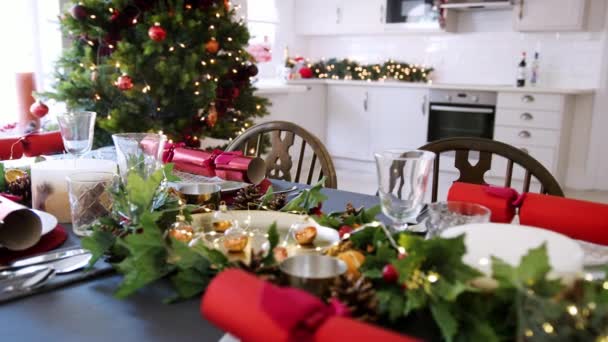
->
30;101;49;118
398;253;407;260
338;225;353;238
382;264;399;283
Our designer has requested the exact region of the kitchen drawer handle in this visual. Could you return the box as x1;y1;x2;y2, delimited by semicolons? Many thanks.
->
520;147;529;154
421;95;427;116
363;91;369;112
522;95;535;103
380;5;385;23
336;7;341;24
520;112;533;121
518;130;531;138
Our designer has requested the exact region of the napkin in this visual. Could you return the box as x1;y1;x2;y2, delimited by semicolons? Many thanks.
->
0;195;42;250
0;225;67;265
519;193;608;245
201;269;419;342
447;182;518;223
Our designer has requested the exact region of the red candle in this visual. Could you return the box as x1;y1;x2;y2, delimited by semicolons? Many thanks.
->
15;72;40;133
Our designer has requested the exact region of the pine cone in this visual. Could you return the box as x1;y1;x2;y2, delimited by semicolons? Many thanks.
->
265;193;286;211
235;250;283;285
7;175;32;206
232;185;262;210
329;274;379;322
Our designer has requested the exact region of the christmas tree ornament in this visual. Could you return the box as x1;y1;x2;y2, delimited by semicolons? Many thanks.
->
148;24;166;42
337;250;365;278
224;0;230;11
205;39;220;54
29;101;49;118
330;274;379;322
212;202;234;233
90;70;98;82
70;5;88;21
294;226;317;245
247;64;259;77
299;67;313;79
232;87;240;99
207;103;218;128
223;226;248;253
382;264;398;283
167;214;195;243
110;9;120;22
116;75;133;90
273;246;288;263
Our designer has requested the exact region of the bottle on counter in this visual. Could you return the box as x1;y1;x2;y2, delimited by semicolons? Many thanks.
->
516;51;527;87
530;52;540;86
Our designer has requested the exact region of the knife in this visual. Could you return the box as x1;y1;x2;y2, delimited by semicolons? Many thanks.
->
0;247;89;271
0;253;92;281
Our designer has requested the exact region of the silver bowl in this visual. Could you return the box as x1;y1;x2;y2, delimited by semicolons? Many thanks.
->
279;255;347;297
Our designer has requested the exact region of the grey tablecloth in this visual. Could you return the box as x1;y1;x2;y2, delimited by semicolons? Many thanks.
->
0;180;381;342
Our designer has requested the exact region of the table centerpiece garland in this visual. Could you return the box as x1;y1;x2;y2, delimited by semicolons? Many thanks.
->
82;166;608;341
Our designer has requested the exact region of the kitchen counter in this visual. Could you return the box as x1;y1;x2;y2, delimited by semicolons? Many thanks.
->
252;79;308;95
287;79;595;95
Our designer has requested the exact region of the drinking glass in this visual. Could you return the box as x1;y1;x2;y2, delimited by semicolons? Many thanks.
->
112;133;166;182
425;202;491;238
66;171;117;236
375;150;435;232
57;111;96;158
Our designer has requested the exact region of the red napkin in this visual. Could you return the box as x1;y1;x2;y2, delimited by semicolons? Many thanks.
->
21;131;64;157
519;193;608;245
201;269;419;342
447;182;518;223
0;226;68;265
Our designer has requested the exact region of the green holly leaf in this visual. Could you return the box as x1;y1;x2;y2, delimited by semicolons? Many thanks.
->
492;243;551;289
281;178;327;213
81;230;116;268
313;214;342;229
169;267;212;300
0;163;5;191
404;288;428;315
359;205;381;223
430;301;458;342
114;247;171;299
163;163;181;182
258;186;274;209
377;288;405;322
262;222;279;265
192;244;229;269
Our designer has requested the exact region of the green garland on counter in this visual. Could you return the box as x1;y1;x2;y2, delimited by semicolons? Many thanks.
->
290;58;433;82
81;166;608;340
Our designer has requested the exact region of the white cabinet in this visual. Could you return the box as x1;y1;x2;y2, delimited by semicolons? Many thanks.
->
341;0;385;34
326;86;372;160
514;0;587;32
294;0;341;35
369;87;429;152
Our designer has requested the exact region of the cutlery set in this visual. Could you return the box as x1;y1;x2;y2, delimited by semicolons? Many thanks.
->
0;247;91;298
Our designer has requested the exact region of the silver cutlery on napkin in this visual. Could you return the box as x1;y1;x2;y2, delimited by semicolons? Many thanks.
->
0;267;55;293
0;252;92;280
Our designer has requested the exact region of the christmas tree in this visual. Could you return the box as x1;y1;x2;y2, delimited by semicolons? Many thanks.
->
43;0;269;147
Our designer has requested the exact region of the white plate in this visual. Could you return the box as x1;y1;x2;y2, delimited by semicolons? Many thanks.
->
32;210;58;236
440;223;584;283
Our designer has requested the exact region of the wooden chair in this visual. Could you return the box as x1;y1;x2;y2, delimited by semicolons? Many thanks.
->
226;121;338;189
419;137;564;202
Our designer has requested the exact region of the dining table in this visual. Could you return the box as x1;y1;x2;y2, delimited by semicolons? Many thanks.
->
0;180;386;342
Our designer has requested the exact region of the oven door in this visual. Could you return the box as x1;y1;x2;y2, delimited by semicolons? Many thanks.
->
427;104;495;142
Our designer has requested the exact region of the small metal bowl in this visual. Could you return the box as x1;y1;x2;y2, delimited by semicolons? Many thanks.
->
177;183;221;209
279;255;347;297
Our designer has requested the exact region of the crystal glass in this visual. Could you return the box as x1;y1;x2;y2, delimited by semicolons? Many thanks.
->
425;201;491;238
66;171;116;236
57;111;96;158
375;150;435;232
112;133;166;182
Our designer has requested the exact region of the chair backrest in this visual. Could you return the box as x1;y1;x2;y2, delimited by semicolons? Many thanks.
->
226;121;338;189
419;137;564;202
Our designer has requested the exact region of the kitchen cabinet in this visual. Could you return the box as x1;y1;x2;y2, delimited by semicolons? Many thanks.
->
294;0;341;35
513;0;587;32
341;0;385;34
326;85;372;160
369;87;429;152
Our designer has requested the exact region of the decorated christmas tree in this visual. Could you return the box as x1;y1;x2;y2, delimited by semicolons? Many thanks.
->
43;0;269;147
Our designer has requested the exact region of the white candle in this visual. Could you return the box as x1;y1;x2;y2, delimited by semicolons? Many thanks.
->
31;159;117;223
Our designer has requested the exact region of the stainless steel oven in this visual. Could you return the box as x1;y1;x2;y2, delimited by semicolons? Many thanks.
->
427;89;497;142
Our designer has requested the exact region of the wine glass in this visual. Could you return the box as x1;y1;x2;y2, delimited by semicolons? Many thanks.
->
375;149;435;232
57;111;96;158
112;133;165;182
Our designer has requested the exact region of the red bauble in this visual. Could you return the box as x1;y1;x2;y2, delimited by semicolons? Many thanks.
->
148;25;166;42
232;87;240;99
338;225;353;238
224;0;230;10
382;264;399;283
116;75;133;90
205;39;219;54
110;10;120;22
207;104;218;128
247;64;259;77
30;101;49;118
70;5;88;21
299;67;313;79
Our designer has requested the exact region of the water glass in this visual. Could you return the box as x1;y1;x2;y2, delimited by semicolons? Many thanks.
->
375;150;435;232
112;133;166;182
425;201;491;238
57;111;96;158
66;172;116;236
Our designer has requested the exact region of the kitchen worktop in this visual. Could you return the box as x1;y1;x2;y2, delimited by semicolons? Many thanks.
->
286;79;595;95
